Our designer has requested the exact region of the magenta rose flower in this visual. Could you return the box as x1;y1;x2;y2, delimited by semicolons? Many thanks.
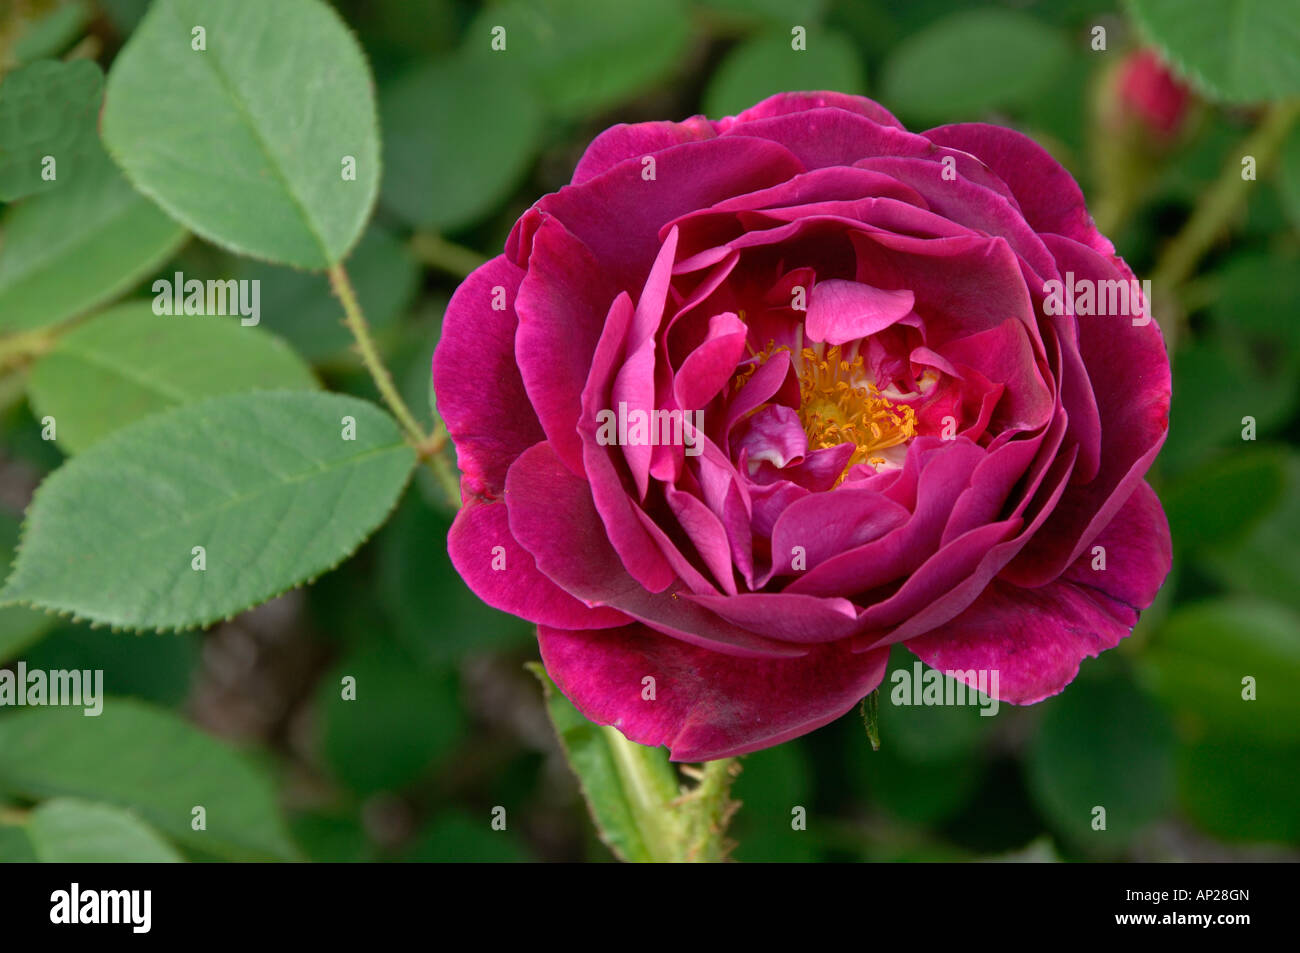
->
433;92;1171;761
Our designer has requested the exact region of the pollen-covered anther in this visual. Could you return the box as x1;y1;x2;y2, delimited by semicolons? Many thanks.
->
797;346;916;479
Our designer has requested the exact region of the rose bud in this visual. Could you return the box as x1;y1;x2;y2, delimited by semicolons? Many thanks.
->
1115;48;1192;140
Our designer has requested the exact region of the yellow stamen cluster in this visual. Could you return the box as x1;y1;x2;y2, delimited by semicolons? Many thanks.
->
797;346;915;476
732;339;788;392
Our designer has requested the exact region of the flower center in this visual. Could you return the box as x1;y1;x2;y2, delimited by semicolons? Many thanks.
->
797;345;916;476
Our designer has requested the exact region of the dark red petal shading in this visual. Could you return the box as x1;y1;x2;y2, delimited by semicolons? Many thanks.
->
539;622;891;761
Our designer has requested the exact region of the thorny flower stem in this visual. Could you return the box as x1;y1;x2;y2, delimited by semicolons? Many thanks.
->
602;725;741;862
329;262;429;450
681;757;740;862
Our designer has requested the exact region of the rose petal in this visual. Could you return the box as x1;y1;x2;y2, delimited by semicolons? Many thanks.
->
805;278;915;345
571;116;716;186
508;137;804;295
905;483;1168;704
432;255;541;497
925;122;1115;256
515;216;620;475
539;622;891;760
506;440;800;658
719;91;905;131
448;497;629;629
1003;235;1169;584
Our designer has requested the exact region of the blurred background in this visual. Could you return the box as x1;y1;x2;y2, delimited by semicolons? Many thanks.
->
0;0;1297;861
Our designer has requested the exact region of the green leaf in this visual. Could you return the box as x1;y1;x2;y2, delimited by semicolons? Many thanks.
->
878;651;997;762
703;27;864;118
239;226;419;364
1278;125;1300;233
731;743;817;862
1177;740;1300;844
1020;50;1093;159
317;641;464;795
1139;599;1300;744
289;811;373;863
464;0;691;119
1126;0;1300;103
870;746;985;826
0;391;415;631
0;699;297;860
1200;453;1300;614
1162;447;1288;552
853;656;994;827
0;823;38;862
101;0;380;268
0;400;63;473
376;491;533;666
1162;334;1299;474
1208;251;1300;351
380;51;544;232
694;0;828;29
880;9;1067;124
0;147;187;334
100;0;152;34
0;509;55;663
27;302;319;455
401;811;532;862
23;624;199;707
1026;676;1175;851
355;0;459;70
27;797;183;862
0;58;103;201
528;663;679;863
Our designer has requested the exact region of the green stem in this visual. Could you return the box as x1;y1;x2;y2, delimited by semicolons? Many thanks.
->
328;262;429;449
861;690;881;751
681;757;740;862
600;728;741;862
601;726;683;862
0;326;57;371
424;418;462;508
1150;99;1300;345
411;232;487;279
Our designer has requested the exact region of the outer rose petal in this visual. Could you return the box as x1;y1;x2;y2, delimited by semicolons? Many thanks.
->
718;91;906;131
571;117;716;185
1059;480;1171;610
906;481;1170;703
515;216;620;477
1003;234;1170;584
448;497;630;630
924;122;1115;256
538;623;891;761
507;137;804;295
432;255;541;497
